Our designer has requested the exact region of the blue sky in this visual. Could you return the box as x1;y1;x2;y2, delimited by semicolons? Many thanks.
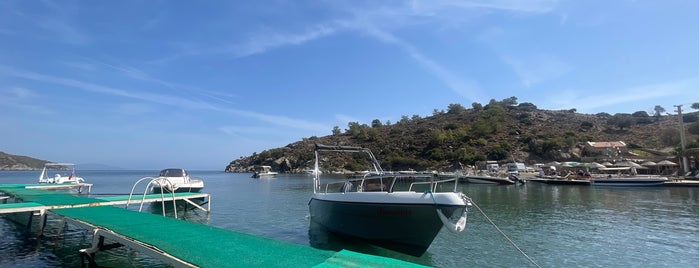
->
1;1;697;170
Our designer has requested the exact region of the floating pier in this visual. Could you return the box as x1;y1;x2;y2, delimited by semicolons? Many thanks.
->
0;184;425;267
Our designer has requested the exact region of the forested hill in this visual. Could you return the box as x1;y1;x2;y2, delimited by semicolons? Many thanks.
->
0;151;49;170
225;99;699;173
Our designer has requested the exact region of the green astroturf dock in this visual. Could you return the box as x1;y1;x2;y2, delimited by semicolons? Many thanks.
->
0;184;425;267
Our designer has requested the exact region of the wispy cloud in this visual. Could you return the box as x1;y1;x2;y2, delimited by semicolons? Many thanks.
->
149;23;342;64
36;18;91;45
417;0;559;13
0;65;328;132
502;54;572;87
148;0;558;104
548;76;699;113
335;6;488;102
0;87;52;115
229;24;339;58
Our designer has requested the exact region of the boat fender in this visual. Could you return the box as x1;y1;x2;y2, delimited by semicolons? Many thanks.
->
437;209;467;233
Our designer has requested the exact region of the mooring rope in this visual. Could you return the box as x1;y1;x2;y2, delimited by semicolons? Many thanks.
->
471;201;542;268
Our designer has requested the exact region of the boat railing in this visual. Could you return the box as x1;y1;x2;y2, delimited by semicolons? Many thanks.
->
408;177;459;192
126;177;179;218
319;174;459;194
321;175;389;193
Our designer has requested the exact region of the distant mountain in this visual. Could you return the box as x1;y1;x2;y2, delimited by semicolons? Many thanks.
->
225;99;699;173
0;151;50;170
0;153;123;171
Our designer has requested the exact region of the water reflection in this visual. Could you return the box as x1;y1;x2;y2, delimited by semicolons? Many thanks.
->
307;221;433;266
146;200;211;224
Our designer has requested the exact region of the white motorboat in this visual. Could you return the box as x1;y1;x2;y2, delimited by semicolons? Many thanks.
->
301;169;322;176
38;163;85;184
590;166;668;186
590;176;668;187
308;144;472;256
150;168;204;193
462;174;516;185
251;165;278;178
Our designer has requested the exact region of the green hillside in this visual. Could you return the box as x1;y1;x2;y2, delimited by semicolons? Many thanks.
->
225;98;699;173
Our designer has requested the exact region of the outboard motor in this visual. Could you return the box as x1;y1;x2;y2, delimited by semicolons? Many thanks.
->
510;174;525;184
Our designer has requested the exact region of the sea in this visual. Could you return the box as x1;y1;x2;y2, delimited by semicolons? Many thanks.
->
1;170;698;267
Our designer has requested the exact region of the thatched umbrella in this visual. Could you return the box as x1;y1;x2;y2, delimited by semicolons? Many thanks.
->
584;162;606;169
657;160;677;166
615;161;644;168
657;160;678;175
642;161;659;174
641;161;657;167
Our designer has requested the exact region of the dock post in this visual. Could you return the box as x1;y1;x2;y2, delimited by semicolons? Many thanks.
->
26;211;33;230
38;209;47;236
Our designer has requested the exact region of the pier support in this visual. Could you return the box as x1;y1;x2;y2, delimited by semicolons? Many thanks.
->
78;228;195;268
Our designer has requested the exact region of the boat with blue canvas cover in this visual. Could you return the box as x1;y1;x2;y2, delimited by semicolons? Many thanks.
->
308;144;472;256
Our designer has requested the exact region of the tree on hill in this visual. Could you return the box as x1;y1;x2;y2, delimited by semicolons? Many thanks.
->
654;105;666;119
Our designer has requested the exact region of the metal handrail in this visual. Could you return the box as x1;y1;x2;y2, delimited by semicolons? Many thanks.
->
319;175;459;194
408;177;459;192
126;177;178;218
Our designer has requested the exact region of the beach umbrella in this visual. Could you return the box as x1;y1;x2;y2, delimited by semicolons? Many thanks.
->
641;161;657;166
583;162;605;169
641;161;659;175
657;160;677;166
615;161;644;168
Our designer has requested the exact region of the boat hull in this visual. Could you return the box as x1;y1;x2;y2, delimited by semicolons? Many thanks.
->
464;176;515;185
150;186;204;193
538;179;590;185
308;194;466;256
251;172;278;178
590;177;668;187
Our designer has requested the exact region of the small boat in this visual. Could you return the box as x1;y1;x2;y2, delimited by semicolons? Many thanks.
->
150;168;204;193
590;176;668;187
301;169;322;176
308;144;472;256
38;163;85;184
462;174;516;185
534;177;590;185
590;166;668;186
251;165;278;178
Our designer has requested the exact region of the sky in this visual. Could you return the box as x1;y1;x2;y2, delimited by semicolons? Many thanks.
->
1;0;698;170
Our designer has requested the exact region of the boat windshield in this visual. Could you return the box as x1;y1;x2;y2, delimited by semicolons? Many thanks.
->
160;169;185;177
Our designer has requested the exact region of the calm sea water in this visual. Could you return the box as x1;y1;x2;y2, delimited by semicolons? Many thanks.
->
1;170;698;267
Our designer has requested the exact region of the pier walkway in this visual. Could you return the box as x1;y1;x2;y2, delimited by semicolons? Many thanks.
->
0;184;425;267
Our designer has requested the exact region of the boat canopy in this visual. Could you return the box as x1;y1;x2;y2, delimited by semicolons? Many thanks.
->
159;169;186;177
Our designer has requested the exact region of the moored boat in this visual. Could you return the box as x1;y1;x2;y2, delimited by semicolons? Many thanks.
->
251;165;278;178
308;144;472;256
38;163;85;184
462;174;516;185
590;176;668;187
150;168;204;193
590;166;668;186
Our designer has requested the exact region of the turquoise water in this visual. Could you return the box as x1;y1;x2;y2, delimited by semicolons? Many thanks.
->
1;170;698;267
